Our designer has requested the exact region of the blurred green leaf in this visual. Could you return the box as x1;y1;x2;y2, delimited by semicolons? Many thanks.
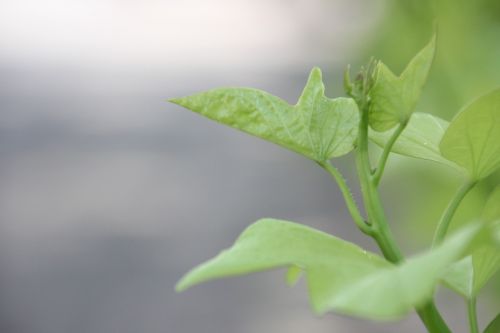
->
369;36;436;132
369;112;459;169
327;223;480;320
176;218;389;315
443;188;500;298
443;247;500;298
484;313;500;333
170;68;359;162
440;89;500;180
483;185;500;223
177;219;480;320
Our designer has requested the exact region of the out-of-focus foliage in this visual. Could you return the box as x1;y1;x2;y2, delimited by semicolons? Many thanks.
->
370;87;500;181
369;112;454;168
484;313;500;333
362;0;500;302
364;0;500;116
443;190;500;299
177;219;483;320
440;89;500;180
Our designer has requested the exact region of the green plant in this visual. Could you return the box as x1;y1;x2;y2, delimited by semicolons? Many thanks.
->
170;36;500;333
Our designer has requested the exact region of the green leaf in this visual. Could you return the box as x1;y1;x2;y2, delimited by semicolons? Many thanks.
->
177;219;480;320
484;313;500;333
440;89;500;180
443;247;500;298
326;223;480;319
369;112;459;169
485;188;500;247
170;68;359;162
483;185;500;223
176;218;389;315
443;188;500;298
494;221;500;248
369;35;436;132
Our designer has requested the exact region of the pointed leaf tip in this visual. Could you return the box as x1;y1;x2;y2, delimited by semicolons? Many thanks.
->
175;281;186;293
175;270;196;292
369;35;436;131
310;66;322;77
299;67;325;104
168;97;184;106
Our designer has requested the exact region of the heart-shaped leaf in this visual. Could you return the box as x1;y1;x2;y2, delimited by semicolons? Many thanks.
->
369;36;436;132
170;68;359;162
440;89;500;180
177;219;480;320
369;112;459;169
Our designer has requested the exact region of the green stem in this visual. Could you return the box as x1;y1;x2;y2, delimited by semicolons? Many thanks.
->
432;180;476;247
417;301;453;333
355;108;451;333
318;161;372;235
356;110;403;262
373;122;407;186
468;298;479;333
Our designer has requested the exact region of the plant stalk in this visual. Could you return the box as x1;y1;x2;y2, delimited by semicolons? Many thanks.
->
373;122;407;186
355;108;451;333
417;302;453;333
468;298;479;333
355;109;403;263
432;180;476;247
318;161;372;235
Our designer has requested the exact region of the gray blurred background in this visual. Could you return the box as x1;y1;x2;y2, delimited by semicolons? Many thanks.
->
1;1;499;332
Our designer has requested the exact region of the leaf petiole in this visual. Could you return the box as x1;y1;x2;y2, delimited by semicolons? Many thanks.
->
467;297;479;333
355;107;404;263
432;180;477;247
373;121;407;186
318;161;372;235
355;100;451;333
